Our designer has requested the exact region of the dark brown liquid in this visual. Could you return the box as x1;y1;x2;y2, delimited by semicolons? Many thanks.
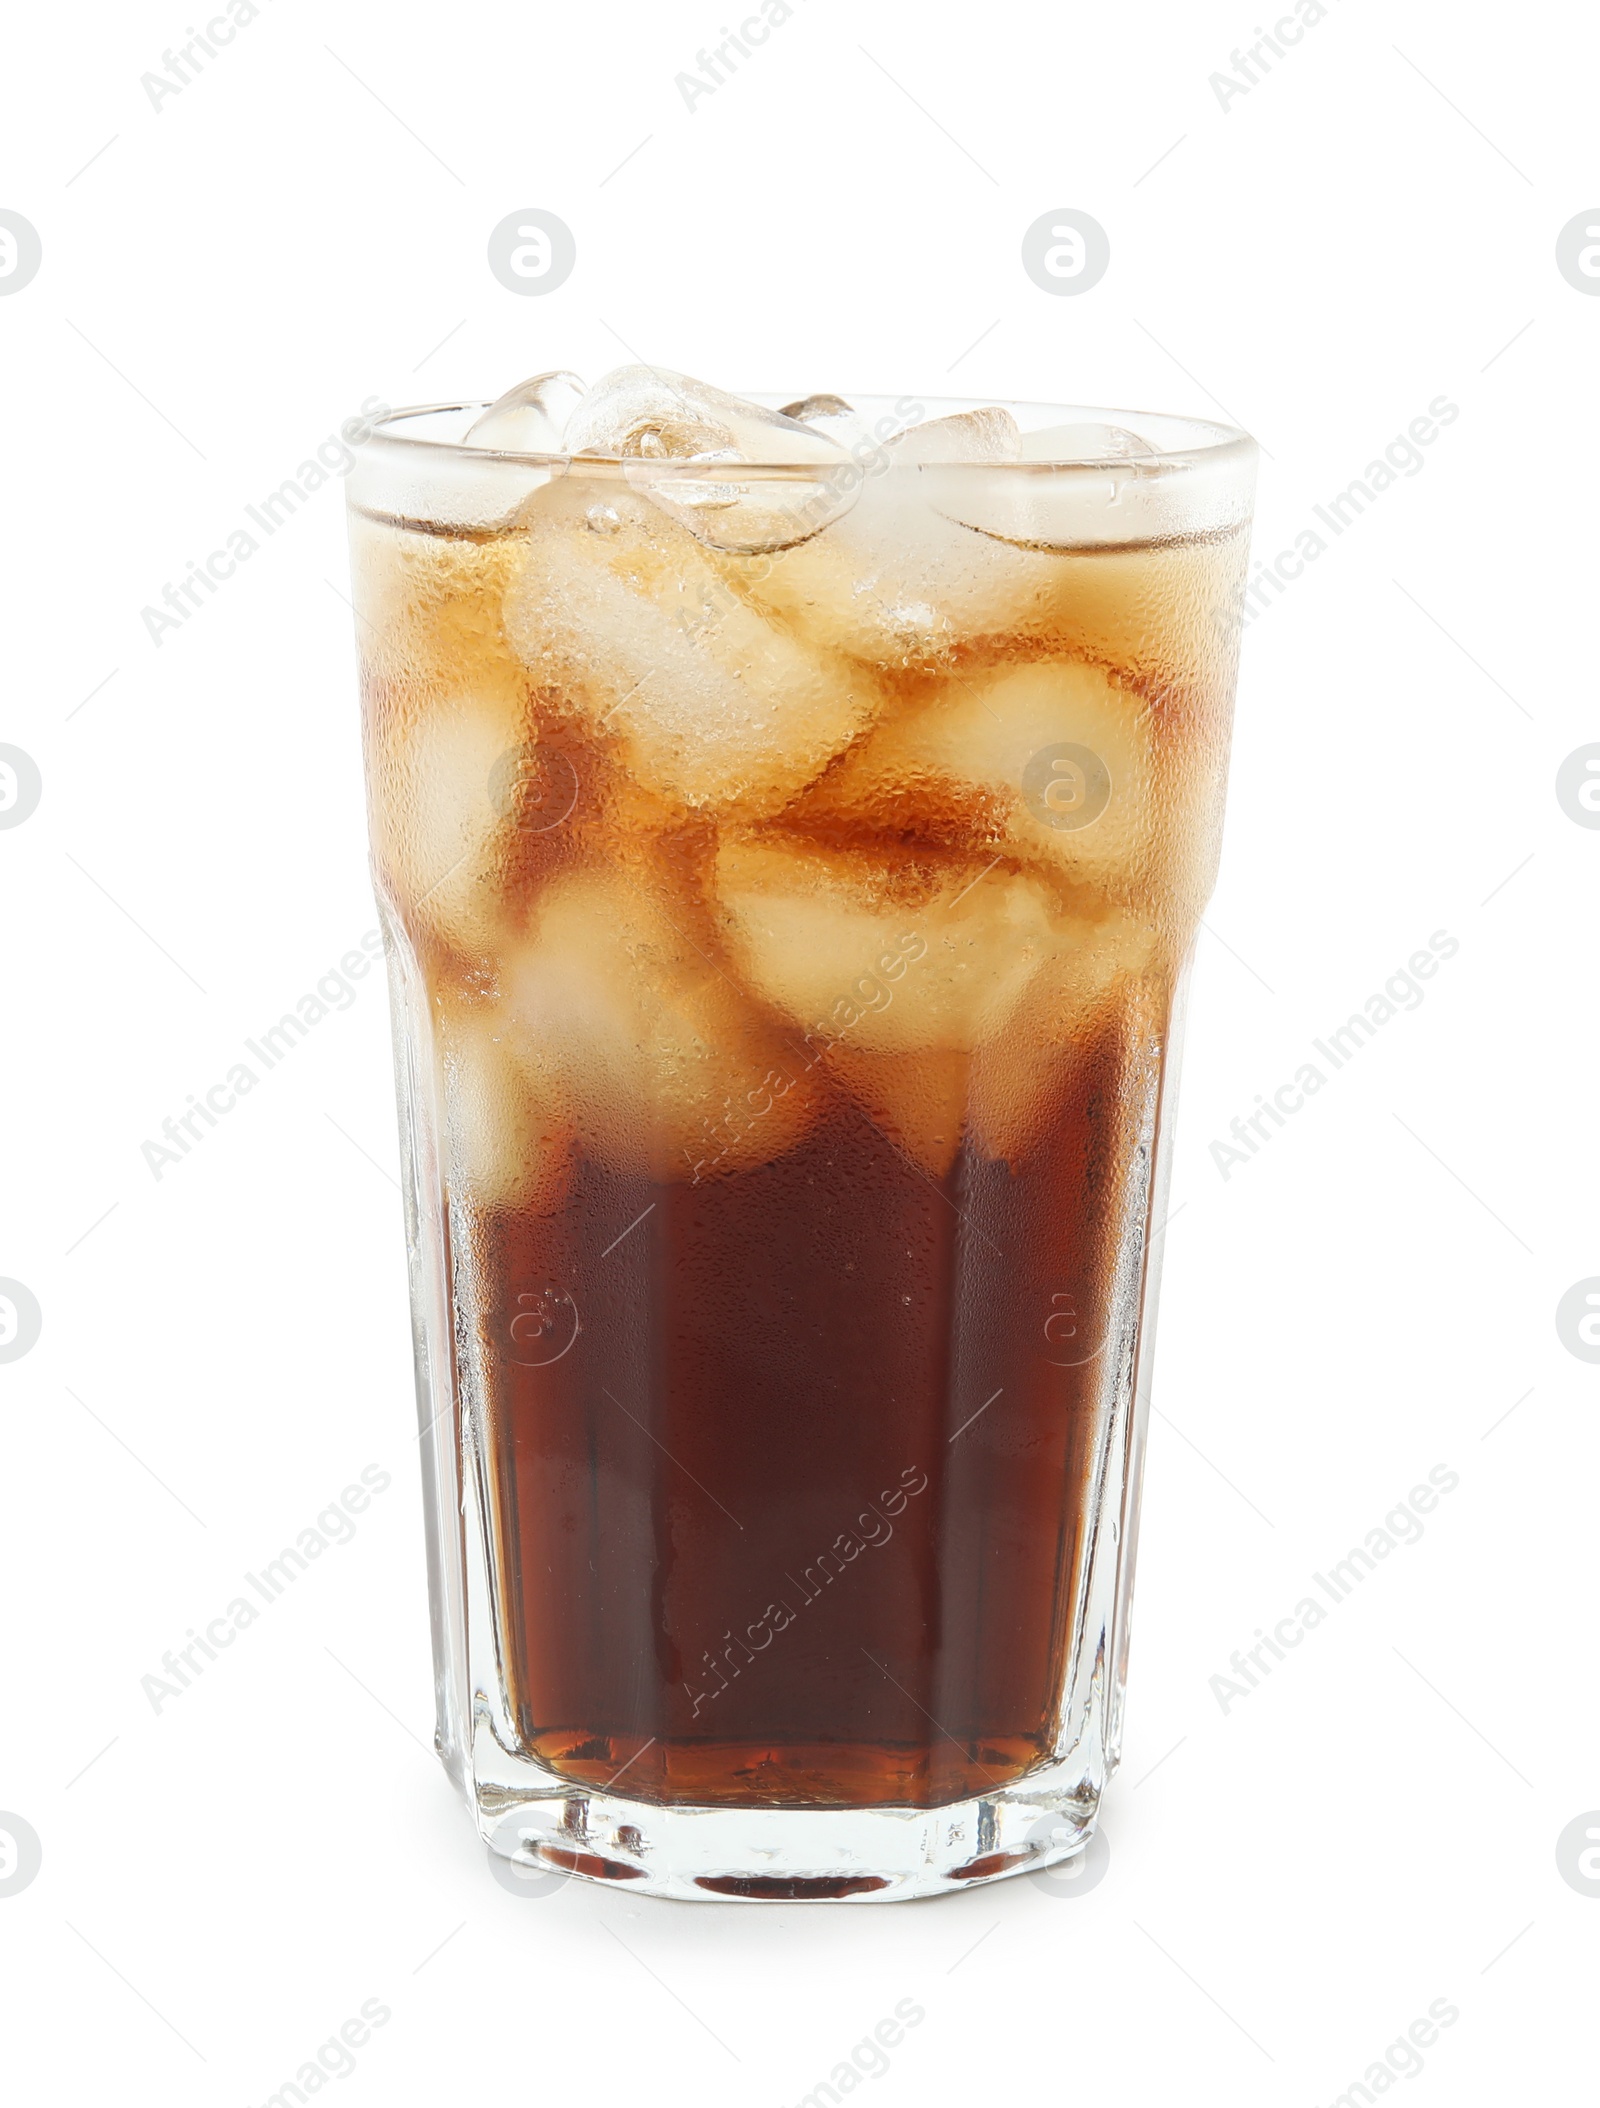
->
459;1009;1158;1809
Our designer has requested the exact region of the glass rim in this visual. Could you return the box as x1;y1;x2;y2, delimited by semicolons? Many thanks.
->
361;397;1257;476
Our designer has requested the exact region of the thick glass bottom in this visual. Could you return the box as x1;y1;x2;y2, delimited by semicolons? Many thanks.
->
477;1758;1102;1903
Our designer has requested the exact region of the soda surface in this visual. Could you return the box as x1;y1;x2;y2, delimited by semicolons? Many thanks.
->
354;393;1244;1808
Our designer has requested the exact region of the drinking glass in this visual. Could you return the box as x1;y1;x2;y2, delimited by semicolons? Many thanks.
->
346;391;1254;1900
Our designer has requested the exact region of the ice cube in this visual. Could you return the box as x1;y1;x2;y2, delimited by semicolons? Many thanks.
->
353;516;544;954
793;658;1162;910
779;392;874;453
725;466;1248;689
712;833;1057;1056
465;370;586;453
501;862;819;1182
368;694;531;955
780;392;856;421
564;364;827;464
707;402;1243;680
968;941;1162;1166
503;475;879;818
351;510;530;704
823;1044;970;1177
563;365;857;554
891;406;1021;464
934;425;1163;550
440;1003;571;1213
1018;422;1157;464
1015;533;1250;700
710;414;1053;672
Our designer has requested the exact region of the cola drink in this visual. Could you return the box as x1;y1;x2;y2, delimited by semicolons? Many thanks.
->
348;372;1254;1898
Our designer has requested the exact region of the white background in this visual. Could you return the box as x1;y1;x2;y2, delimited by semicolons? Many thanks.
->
2;0;1595;2100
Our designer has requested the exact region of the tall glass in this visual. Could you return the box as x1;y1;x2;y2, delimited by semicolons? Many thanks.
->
346;393;1254;1901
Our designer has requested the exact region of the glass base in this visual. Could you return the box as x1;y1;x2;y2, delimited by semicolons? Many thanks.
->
473;1757;1102;1903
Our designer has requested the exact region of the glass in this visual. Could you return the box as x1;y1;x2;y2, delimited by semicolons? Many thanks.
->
346;392;1255;1901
